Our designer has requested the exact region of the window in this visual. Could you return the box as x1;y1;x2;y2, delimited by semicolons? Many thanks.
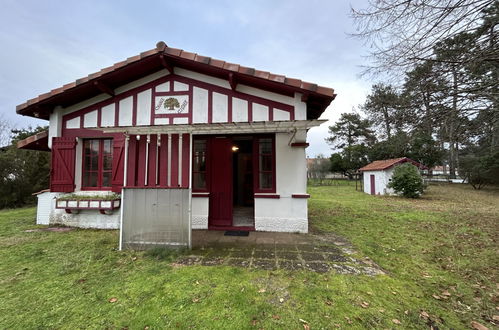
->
255;137;275;192
192;139;207;191
82;139;112;189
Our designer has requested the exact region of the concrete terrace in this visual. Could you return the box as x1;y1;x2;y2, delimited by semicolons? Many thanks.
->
172;230;385;275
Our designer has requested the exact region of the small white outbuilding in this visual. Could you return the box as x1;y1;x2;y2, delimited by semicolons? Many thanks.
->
359;157;426;195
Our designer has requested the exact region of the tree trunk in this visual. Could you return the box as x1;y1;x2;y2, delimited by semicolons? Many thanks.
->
382;105;392;139
448;66;459;179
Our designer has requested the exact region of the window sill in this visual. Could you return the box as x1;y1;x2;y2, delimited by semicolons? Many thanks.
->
254;193;280;199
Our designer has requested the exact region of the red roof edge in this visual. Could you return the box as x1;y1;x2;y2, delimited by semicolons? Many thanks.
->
16;41;335;120
16;130;50;151
359;157;428;172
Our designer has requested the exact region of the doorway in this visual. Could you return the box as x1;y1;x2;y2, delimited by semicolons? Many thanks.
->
370;174;376;195
231;137;254;227
207;136;255;229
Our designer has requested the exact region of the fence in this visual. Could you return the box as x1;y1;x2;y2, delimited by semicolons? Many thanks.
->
120;188;190;250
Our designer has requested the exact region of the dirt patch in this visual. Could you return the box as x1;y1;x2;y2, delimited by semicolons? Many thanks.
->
252;259;277;270
301;252;325;262
226;258;250;267
276;251;299;260
200;257;225;266
253;250;276;259
305;262;330;273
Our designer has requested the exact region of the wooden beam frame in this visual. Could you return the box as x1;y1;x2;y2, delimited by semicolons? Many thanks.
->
228;72;237;91
159;54;174;74
93;81;115;96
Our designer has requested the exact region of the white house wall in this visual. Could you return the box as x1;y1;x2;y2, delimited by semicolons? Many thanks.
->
189;131;309;233
363;169;395;195
59;68;299;134
192;197;208;229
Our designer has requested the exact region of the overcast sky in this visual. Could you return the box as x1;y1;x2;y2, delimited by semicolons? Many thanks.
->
0;0;374;156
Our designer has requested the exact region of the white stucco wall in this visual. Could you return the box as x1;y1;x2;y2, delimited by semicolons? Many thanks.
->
50;208;120;229
44;191;121;229
253;131;308;233
36;192;59;225
362;169;395;195
192;197;208;229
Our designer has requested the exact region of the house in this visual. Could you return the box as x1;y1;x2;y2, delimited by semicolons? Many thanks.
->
359;157;426;195
16;41;336;249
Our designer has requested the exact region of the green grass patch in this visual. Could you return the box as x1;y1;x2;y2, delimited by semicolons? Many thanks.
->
0;184;498;329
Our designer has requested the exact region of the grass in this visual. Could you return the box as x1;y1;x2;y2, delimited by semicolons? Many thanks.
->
0;183;498;329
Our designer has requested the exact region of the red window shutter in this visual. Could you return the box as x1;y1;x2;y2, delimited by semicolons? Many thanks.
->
50;137;76;192
111;135;126;193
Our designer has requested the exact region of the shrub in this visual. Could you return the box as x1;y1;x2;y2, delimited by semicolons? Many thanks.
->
388;163;424;198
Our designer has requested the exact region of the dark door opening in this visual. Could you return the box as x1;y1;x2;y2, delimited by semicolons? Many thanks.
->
232;137;254;227
370;174;376;195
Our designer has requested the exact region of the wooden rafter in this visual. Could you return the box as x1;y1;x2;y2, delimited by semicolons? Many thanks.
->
228;72;237;91
93;81;115;96
159;54;174;73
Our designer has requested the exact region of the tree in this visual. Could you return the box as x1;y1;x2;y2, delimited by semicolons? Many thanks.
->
351;0;496;78
0;127;50;209
326;112;374;164
307;154;331;183
361;84;404;139
330;145;370;179
388;163;425;198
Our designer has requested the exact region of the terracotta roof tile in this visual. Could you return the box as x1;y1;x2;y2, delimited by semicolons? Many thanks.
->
164;47;182;56
140;49;157;58
316;86;335;97
75;77;89;85
254;70;270;79
16;41;336;115
223;62;240;72
194;54;211;64
269;73;286;83
359;158;427;171
179;50;197;61
209;58;225;68
238;66;255;75
285;77;302;88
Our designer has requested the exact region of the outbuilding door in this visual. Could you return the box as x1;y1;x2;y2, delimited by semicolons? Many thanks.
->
208;137;233;227
370;175;375;195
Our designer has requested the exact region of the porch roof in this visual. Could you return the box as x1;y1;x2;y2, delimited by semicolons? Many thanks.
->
97;119;327;135
16;130;50;151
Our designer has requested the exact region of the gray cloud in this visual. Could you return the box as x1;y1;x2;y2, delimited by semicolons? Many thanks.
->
0;0;373;145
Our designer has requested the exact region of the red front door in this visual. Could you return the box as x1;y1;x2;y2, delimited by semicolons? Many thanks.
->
208;137;233;227
370;174;375;195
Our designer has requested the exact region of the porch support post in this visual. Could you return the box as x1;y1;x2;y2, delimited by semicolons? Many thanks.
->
188;133;193;249
123;134;130;186
119;189;125;250
167;134;172;187
156;134;161;185
145;134;150;186
178;134;183;187
119;134;129;251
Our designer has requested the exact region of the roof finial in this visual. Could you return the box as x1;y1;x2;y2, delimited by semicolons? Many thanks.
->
156;41;167;51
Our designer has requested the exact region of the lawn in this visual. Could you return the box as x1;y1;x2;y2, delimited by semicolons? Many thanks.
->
0;183;497;329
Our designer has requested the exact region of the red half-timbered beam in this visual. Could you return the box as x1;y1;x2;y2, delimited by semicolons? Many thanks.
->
159;54;174;74
228;72;238;91
93;81;115;97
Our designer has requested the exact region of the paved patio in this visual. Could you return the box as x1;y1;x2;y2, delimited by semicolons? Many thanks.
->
172;230;385;275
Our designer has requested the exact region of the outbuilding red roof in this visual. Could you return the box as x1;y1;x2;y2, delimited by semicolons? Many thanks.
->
359;157;427;171
16;41;336;120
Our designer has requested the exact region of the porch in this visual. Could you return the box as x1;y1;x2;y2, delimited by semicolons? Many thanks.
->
169;230;385;275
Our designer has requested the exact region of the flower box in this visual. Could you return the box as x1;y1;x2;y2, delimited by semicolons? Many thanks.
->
55;196;121;215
